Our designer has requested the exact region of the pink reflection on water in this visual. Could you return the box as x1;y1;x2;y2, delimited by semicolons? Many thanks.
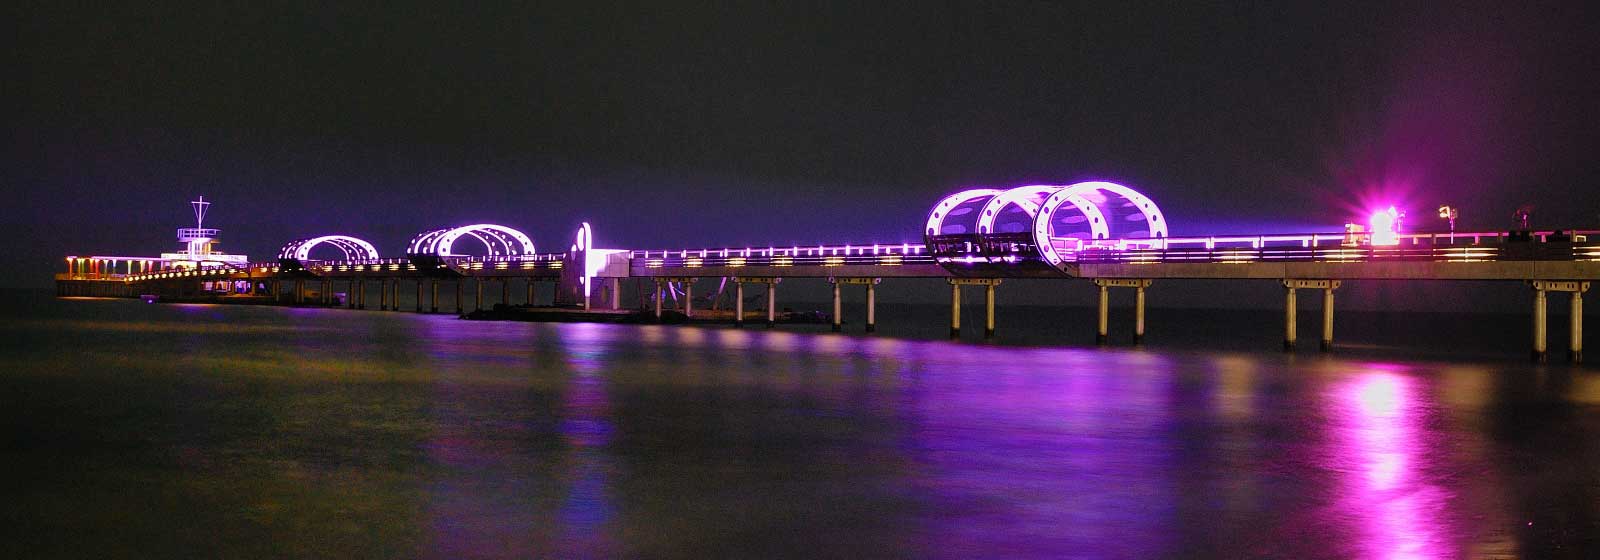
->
903;346;1179;557
555;331;616;554
1333;368;1447;560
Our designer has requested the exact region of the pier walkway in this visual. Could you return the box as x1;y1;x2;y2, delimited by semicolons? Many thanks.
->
60;183;1599;362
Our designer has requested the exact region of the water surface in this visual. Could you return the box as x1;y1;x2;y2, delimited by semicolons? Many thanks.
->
2;294;1597;558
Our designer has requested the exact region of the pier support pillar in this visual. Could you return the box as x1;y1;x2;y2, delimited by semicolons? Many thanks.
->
611;280;622;310
501;280;509;308
1574;287;1587;364
430;280;439;313
766;281;777;327
416;280;423;312
526;279;536;306
347;280;356;308
653;279;664;321
357;280;366;309
866;282;877;333
734;281;745;327
1534;287;1547;362
455;281;463;315
475;280;483;311
949;282;962;339
1322;287;1335;352
1282;280;1339;352
1096;284;1109;345
379;279;388;310
947;278;1001;339
984;283;996;339
1527;281;1589;363
831;281;842;332
1284;286;1297;351
294;280;304;304
1092;279;1154;345
650;277;698;320
828;277;881;333
684;281;693;318
1134;284;1146;345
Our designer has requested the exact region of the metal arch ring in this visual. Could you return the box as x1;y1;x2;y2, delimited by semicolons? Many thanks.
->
924;188;1003;237
1032;191;1108;265
279;235;381;261
421;224;537;256
1057;181;1168;239
974;185;1063;235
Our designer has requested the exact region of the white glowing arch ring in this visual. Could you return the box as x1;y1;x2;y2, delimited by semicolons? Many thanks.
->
1033;181;1168;265
279;235;381;261
409;224;536;256
924;188;1003;236
975;185;1071;235
408;228;451;255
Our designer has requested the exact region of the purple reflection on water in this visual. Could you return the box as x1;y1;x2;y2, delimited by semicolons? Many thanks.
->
556;326;617;554
414;317;621;557
1331;367;1447;559
899;345;1179;557
418;317;549;558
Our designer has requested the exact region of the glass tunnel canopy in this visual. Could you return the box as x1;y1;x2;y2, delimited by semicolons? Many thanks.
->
923;181;1168;272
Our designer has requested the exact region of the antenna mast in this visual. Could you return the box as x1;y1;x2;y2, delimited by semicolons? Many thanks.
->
191;196;210;229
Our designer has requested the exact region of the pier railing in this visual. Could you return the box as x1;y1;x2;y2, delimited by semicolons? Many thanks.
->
632;243;934;269
108;230;1600;282
1076;230;1600;264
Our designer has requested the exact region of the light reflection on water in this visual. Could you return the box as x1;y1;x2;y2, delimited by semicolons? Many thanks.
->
2;297;1597;558
1335;371;1440;559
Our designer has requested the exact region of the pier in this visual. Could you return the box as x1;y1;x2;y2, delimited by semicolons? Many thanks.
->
60;184;1600;362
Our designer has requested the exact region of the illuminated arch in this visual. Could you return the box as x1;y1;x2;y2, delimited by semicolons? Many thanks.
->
1033;181;1168;265
924;188;1003;237
279;235;381;261
407;224;536;256
407;228;449;254
973;185;1106;237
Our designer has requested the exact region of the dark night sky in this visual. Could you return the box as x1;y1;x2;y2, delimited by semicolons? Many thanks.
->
6;2;1599;307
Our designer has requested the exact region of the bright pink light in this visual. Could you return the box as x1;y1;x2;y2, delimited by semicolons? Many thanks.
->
1331;372;1447;559
1370;206;1400;245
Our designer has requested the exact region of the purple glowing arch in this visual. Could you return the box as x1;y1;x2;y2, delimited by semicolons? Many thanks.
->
924;188;1004;236
923;181;1170;268
1033;181;1168;265
279;235;381;261
974;185;1108;238
407;224;537;256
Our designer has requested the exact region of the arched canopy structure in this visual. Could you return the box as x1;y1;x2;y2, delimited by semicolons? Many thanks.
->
1033;181;1167;265
974;185;1105;236
924;188;1003;237
923;180;1170;273
279;235;381;261
407;224;536;256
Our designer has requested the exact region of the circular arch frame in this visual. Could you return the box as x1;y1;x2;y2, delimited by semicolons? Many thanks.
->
1032;181;1169;265
279;235;381;261
974;185;1106;237
924;188;1003;237
407;224;536;256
